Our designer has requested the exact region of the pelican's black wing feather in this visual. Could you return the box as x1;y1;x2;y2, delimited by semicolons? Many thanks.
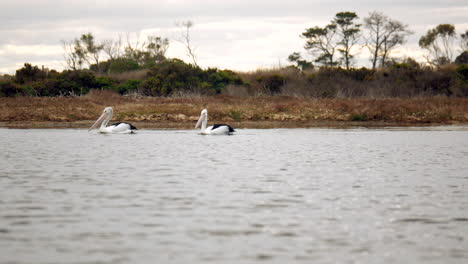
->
212;124;235;132
111;122;138;130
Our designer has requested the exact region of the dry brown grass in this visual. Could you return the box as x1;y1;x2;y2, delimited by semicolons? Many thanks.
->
1;91;468;128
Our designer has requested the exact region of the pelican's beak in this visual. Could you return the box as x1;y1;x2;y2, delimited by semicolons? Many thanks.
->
195;114;203;128
89;112;108;131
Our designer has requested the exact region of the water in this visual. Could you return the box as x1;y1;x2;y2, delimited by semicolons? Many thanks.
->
1;127;468;264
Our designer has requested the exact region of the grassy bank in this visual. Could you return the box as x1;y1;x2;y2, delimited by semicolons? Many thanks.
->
1;90;468;129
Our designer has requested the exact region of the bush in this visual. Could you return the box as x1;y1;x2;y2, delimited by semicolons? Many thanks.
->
113;79;141;95
139;59;244;96
455;51;468;65
351;114;368;121
346;67;375;81
95;76;116;90
108;58;141;73
204;69;244;94
256;74;286;94
3;61;467;98
450;64;468;96
19;84;37;96
54;70;98;95
455;64;468;81
0;81;20;97
15;63;47;84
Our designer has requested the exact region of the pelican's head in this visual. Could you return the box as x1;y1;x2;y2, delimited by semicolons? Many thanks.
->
103;107;113;115
89;106;113;131
195;109;208;128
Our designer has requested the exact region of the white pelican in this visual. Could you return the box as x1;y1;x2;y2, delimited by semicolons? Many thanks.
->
195;109;235;135
89;107;137;134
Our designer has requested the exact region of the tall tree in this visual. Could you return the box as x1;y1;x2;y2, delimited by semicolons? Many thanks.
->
79;33;104;71
460;30;468;52
102;36;122;61
62;40;82;70
333;12;361;70
61;33;104;71
145;36;169;63
123;33;169;66
176;20;198;66
364;11;412;69
302;24;339;66
419;24;456;66
380;20;412;66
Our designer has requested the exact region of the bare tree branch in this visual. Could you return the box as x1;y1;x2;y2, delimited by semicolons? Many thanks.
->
175;20;198;66
364;11;412;69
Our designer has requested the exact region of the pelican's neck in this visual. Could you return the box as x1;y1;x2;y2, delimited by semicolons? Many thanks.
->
100;111;112;129
201;116;207;131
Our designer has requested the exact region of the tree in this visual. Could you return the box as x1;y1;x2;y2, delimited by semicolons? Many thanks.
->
79;33;104;71
62;40;82;70
123;32;144;63
460;30;468;52
63;32;170;72
123;33;169;67
302;24;339;66
419;24;456;66
333;12;361;70
101;36;122;73
145;36;169;64
102;36;122;61
61;33;104;72
176;20;198;66
364;11;412;69
380;20;412;66
287;52;313;71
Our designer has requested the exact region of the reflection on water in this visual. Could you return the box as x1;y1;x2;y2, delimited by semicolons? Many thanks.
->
1;127;468;263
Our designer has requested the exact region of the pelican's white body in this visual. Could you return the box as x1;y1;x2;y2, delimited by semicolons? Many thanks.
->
98;123;135;134
195;109;234;135
89;107;136;134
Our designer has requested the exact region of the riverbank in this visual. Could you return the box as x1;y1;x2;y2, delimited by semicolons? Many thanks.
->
2;120;468;130
1;91;468;129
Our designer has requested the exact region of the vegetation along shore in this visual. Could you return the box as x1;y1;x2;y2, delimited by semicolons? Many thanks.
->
1;90;468;129
1;11;467;129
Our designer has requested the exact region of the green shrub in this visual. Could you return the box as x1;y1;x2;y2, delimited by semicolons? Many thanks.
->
455;51;468;64
228;110;242;122
95;76;116;90
455;64;468;82
15;63;47;84
54;70;97;95
5;60;468;98
114;79;141;95
0;81;20;97
20;84;37;96
139;59;244;96
347;67;375;81
256;74;286;94
351;114;368;121
109;58;141;73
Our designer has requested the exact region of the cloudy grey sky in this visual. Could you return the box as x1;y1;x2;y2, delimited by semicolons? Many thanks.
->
1;0;467;74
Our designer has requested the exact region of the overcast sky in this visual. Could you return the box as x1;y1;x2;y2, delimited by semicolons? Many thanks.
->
1;0;467;74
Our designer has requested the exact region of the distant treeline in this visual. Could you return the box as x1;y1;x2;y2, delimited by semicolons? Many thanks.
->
1;10;468;98
1;59;467;98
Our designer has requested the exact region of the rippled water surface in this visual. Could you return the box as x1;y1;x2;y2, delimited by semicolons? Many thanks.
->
1;127;468;263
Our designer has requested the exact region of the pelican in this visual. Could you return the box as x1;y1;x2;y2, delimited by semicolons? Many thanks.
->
89;107;137;134
195;109;235;135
